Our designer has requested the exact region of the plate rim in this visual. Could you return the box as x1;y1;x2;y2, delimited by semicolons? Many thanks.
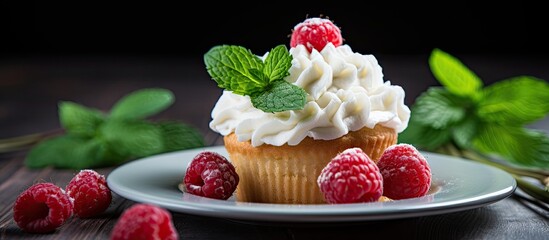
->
107;145;517;222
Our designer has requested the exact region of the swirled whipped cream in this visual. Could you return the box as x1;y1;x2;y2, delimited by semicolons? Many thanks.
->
209;43;410;147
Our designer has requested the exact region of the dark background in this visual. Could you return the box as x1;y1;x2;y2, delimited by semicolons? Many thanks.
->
2;2;549;138
2;2;548;58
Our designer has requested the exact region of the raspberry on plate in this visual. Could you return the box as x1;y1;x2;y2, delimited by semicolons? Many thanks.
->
66;169;112;218
377;143;432;200
13;182;73;233
317;147;383;204
110;203;179;240
290;17;343;53
183;151;239;200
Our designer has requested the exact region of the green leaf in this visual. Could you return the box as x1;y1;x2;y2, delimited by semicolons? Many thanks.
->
59;101;105;137
473;123;549;168
157;121;206;151
411;87;468;129
248;69;270;85
477;76;549;124
452;116;478;149
251;80;307;112
204;44;306;113
398;118;452;151
429;48;483;98
263;45;292;82
100;120;164;158
110;88;174;120
204;45;267;95
25;135;107;169
25;86;208;169
97;137;130;165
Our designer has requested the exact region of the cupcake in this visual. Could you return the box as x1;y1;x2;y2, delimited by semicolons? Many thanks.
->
205;17;410;204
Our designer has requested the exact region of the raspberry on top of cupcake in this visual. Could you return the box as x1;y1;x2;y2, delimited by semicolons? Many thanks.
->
290;17;343;52
207;17;410;148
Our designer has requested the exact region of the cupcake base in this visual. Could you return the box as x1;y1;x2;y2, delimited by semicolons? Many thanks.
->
223;124;397;204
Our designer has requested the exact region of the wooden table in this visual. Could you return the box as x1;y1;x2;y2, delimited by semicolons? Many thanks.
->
1;55;548;239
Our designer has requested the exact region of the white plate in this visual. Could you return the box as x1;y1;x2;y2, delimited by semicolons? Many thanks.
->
107;145;516;223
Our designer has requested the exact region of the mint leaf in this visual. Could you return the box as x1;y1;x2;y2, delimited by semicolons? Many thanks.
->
204;44;306;113
97;137;130;165
398;118;452;151
248;69;270;85
25;87;207;169
204;45;268;95
478;76;549;124
412;87;468;129
401;89;477;150
110;88;174;120
251;80;307;112
59;101;105;137
451;116;478;149
473;123;549;167
429;48;483;98
100;120;164;158
263;45;292;82
157;121;205;151
403;47;549;205
25;135;107;169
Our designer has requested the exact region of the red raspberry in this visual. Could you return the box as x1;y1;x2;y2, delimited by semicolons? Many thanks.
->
317;147;383;204
377;143;432;200
13;182;73;233
110;203;179;240
290;17;343;53
66;169;112;218
184;151;239;200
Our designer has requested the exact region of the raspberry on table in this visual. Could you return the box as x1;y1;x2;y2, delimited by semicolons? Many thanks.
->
66;169;112;218
317;147;383;204
183;151;239;200
290;17;343;53
110;203;179;240
377;143;432;200
13;182;73;233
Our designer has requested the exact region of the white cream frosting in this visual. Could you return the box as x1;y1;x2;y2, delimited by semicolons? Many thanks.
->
209;43;410;147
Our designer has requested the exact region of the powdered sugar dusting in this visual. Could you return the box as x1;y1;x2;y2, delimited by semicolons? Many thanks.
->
293;17;335;30
378;143;431;200
74;169;101;182
317;146;383;203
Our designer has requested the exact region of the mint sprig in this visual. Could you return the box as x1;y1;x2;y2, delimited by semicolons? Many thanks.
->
25;88;205;169
400;49;549;167
399;48;549;203
204;44;306;112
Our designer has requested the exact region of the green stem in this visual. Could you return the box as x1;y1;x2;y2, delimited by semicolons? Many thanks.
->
512;174;549;203
461;149;547;185
443;143;462;157
439;143;549;204
0;129;63;153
